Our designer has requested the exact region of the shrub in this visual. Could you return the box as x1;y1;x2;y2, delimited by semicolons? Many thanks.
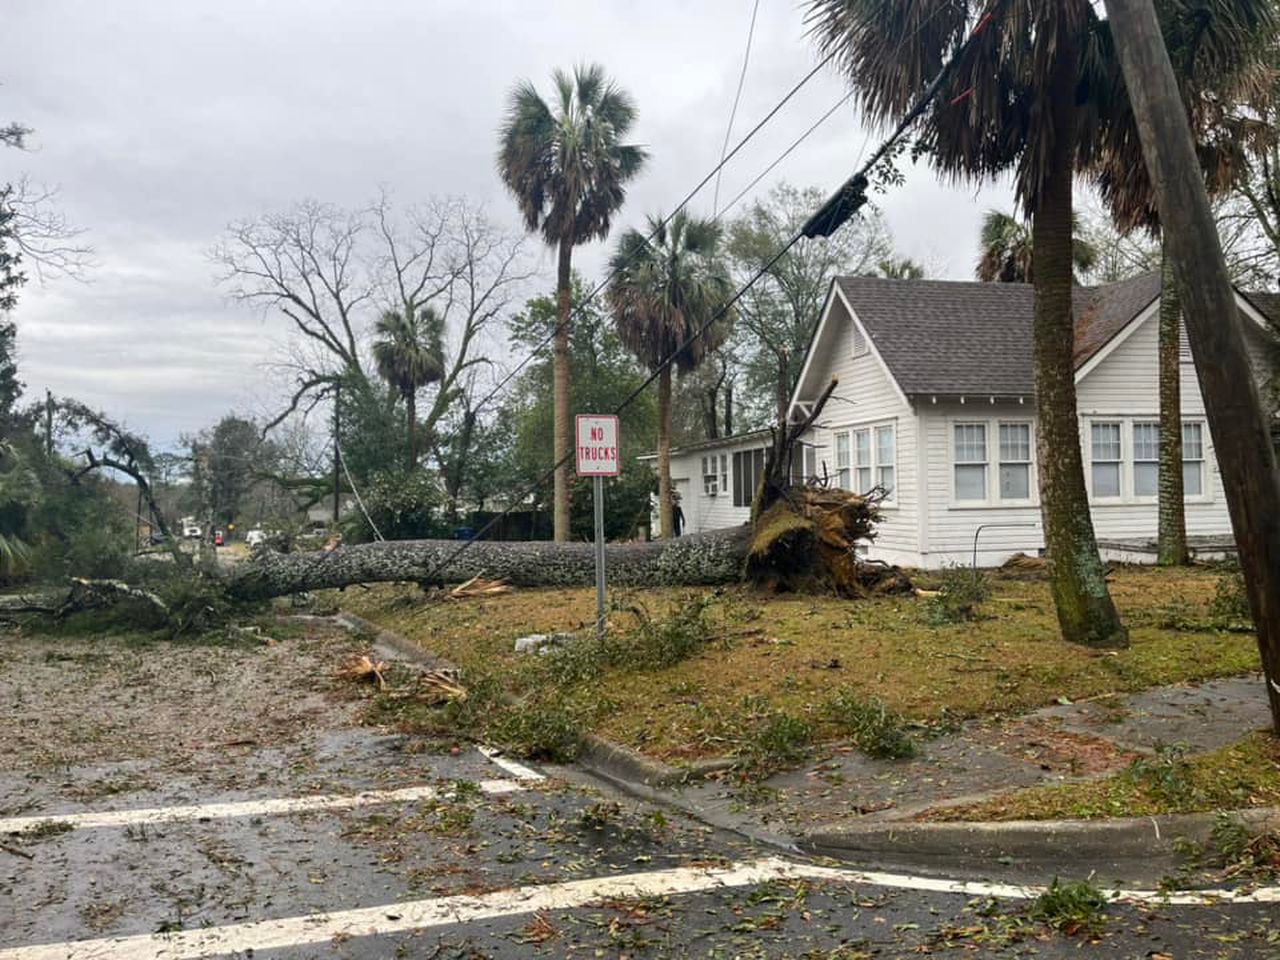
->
1210;560;1251;623
1028;878;1108;936
737;697;814;773
924;564;991;625
823;690;917;759
342;468;447;543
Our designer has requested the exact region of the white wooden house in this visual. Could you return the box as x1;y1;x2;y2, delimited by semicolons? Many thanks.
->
645;272;1277;568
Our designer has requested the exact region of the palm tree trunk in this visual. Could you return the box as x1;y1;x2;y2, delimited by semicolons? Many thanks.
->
1157;244;1188;565
1031;28;1127;649
657;365;673;538
553;237;573;542
406;391;418;471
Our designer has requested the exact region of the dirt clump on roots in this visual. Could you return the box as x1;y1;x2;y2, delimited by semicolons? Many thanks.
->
746;487;912;597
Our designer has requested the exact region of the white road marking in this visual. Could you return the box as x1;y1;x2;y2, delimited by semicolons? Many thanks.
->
477;744;545;781
0;780;525;834
2;856;1276;960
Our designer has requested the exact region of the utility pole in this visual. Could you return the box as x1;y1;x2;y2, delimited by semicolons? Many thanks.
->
44;389;53;457
332;384;341;525
1104;0;1280;730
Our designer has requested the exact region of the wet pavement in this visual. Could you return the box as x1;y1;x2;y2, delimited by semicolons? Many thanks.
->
2;630;1277;958
654;674;1274;837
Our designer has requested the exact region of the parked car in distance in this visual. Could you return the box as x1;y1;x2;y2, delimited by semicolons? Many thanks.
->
214;530;225;546
180;516;202;539
245;528;266;547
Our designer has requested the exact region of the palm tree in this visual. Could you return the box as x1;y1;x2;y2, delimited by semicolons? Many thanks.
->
607;212;733;538
806;1;1128;647
976;211;1098;283
371;306;445;470
1092;2;1274;566
498;64;647;542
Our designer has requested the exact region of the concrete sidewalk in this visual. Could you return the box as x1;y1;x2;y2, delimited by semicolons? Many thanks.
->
586;674;1275;882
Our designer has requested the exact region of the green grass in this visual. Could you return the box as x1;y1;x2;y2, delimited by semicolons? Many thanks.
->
928;731;1280;821
337;565;1260;766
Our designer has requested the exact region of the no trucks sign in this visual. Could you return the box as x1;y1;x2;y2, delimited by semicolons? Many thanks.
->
575;414;620;477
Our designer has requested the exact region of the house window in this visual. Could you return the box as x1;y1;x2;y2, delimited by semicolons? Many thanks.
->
1091;421;1122;498
732;448;766;508
790;443;819;484
1133;422;1160;497
701;454;728;497
953;423;988;501
998;422;1032;500
1183;422;1205;496
853;429;872;492
834;432;851;490
875;426;896;500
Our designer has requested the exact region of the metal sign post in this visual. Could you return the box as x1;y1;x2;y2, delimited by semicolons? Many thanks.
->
575;414;620;643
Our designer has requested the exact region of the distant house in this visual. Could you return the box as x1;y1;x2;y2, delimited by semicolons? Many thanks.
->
644;272;1277;568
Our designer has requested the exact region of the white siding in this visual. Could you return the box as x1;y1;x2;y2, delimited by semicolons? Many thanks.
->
917;401;1044;567
797;292;920;566
1074;308;1270;543
656;435;769;535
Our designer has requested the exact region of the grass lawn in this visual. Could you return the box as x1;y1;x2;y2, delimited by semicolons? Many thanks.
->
924;731;1280;821
336;565;1260;765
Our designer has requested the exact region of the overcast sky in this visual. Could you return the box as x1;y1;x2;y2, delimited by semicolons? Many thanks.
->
6;0;1013;450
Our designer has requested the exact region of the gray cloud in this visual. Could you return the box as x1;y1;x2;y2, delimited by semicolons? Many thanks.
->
6;0;1012;449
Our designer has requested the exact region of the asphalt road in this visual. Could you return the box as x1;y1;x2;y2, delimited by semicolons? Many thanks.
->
1;627;1277;959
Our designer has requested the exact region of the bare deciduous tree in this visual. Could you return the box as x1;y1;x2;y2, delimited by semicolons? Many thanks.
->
214;194;532;451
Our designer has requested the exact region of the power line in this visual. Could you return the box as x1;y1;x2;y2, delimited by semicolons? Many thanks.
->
718;91;855;220
713;0;762;217
412;21;984;587
470;50;839;420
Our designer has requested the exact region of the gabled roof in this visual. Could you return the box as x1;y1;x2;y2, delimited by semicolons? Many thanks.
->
824;271;1163;399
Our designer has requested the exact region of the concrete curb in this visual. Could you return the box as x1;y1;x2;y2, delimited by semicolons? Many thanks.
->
331;611;459;673
802;807;1280;871
578;734;736;789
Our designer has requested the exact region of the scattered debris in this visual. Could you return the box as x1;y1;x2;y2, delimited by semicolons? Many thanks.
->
514;633;572;655
415;669;468;705
337;654;389;689
1000;552;1050;579
449;576;513;600
0;840;34;860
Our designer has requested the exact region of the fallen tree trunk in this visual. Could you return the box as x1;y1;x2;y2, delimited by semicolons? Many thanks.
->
223;526;755;601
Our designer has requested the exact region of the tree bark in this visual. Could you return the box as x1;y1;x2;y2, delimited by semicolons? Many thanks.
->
224;527;751;601
724;380;734;436
1032;25;1127;649
406;390;418;471
1106;0;1280;730
657;365;673;539
553;237;573;542
1157;245;1188;565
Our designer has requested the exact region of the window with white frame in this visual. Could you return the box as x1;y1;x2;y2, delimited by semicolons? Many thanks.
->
875;426;896;500
1132;422;1160;497
790;443;820;484
853;429;872;492
834;433;851;490
701;454;728;497
998;422;1032;500
1090;421;1123;498
953;423;988;501
1183;421;1205;496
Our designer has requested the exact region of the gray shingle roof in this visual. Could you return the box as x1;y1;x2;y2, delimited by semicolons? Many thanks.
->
830;271;1163;397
